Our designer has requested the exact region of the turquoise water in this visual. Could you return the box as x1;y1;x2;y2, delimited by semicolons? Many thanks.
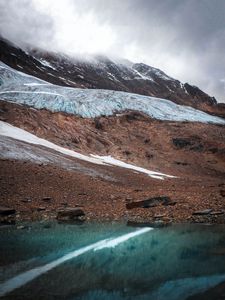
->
0;222;225;299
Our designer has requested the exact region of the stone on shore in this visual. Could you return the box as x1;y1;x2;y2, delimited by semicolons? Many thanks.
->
57;207;85;221
126;196;176;209
0;206;16;216
192;209;213;216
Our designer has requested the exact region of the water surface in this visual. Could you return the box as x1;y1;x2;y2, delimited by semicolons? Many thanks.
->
0;222;225;299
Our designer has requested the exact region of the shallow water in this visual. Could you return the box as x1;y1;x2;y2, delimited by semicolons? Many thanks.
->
0;222;225;299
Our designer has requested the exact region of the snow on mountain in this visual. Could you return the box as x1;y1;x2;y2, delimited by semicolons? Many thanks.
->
1;36;220;117
0;62;225;125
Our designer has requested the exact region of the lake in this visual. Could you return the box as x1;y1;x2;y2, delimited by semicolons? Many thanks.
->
0;222;225;299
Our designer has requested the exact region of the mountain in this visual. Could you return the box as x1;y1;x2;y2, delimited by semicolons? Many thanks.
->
0;37;225;225
1;37;224;117
0;61;224;124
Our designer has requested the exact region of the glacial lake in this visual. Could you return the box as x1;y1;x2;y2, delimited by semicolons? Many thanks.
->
0;222;225;300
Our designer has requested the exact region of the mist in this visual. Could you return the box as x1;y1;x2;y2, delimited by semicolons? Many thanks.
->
0;0;224;102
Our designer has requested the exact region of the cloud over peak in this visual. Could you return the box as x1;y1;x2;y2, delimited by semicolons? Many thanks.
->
0;0;224;102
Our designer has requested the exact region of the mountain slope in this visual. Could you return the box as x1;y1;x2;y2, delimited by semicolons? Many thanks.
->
1;37;224;117
1;100;225;223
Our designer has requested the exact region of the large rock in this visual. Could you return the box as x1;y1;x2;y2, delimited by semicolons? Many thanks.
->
192;209;213;216
126;196;176;209
57;208;85;220
0;206;16;216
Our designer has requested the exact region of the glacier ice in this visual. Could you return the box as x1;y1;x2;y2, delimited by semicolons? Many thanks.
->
0;62;225;125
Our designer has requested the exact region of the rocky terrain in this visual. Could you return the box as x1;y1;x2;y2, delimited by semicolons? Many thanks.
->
1;100;225;225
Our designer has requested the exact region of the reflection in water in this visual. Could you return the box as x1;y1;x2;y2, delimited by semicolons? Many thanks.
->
0;228;152;297
0;223;225;299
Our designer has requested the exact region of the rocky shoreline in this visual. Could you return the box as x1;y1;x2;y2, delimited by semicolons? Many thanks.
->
1;158;225;226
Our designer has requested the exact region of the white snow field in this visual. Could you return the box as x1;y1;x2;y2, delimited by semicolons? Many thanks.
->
0;62;225;124
0;121;175;180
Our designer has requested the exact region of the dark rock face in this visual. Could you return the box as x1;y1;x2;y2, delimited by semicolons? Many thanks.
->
173;138;193;149
1;37;223;117
184;83;217;106
57;208;85;220
126;196;176;209
172;137;204;152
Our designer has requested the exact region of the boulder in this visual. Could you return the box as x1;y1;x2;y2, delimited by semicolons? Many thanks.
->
0;206;16;216
192;209;212;216
57;207;85;220
126;196;176;209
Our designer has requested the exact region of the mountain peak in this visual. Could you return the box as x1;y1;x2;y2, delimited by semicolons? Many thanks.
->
0;37;223;117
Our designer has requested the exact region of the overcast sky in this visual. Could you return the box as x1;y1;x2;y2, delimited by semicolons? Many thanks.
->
0;0;225;102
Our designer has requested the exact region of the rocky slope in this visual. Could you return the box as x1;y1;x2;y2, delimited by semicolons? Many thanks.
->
1;36;224;117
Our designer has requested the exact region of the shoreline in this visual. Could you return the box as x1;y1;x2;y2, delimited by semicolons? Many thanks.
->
1;157;225;226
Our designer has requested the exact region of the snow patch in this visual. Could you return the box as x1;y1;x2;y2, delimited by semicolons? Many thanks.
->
38;59;56;70
0;121;174;180
91;155;175;179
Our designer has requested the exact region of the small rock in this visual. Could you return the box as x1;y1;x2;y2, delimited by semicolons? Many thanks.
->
21;198;32;203
192;209;213;216
210;211;224;216
154;214;166;219
42;197;52;202
37;207;46;211
0;206;16;216
125;197;133;202
220;190;225;197
153;220;165;227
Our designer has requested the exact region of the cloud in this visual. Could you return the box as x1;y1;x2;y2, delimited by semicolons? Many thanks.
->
0;0;224;102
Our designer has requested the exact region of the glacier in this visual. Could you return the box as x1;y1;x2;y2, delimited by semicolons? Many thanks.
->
0;62;225;124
